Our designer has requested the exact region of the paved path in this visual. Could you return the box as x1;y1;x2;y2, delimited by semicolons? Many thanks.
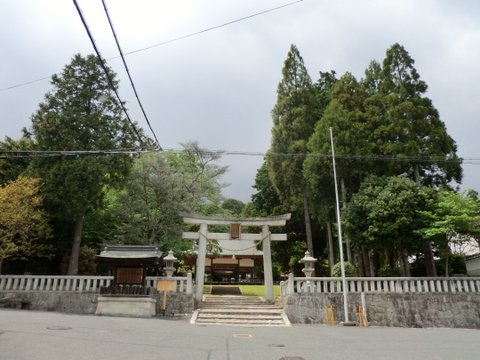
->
0;309;478;360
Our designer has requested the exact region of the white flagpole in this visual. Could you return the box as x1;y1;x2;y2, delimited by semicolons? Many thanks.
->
329;127;349;323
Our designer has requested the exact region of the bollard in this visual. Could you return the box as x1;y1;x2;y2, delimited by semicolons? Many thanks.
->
357;305;368;327
325;305;335;326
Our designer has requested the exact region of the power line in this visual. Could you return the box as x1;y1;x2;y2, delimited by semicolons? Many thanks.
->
101;0;162;151
0;76;51;92
1;0;304;92
72;0;145;147
122;0;304;57
1;147;478;165
0;148;153;159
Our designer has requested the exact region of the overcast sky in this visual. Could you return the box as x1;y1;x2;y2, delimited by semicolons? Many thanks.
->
1;0;479;201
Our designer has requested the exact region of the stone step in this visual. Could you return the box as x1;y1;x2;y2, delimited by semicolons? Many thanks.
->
199;308;284;314
200;303;280;308
197;313;283;320
195;318;287;325
192;295;290;326
203;298;266;302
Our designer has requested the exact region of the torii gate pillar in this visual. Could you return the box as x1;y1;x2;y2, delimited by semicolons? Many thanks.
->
262;225;274;302
195;223;208;303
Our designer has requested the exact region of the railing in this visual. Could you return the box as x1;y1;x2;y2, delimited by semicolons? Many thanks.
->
146;273;193;294
280;274;480;297
0;273;193;295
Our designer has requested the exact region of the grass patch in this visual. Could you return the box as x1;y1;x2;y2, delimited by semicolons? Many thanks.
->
203;284;281;300
239;285;280;299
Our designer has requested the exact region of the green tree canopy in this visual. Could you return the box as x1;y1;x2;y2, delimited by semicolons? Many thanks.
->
0;177;52;273
0;135;35;185
345;175;433;274
418;189;480;276
28;54;141;274
104;142;228;253
305;72;370;221
221;199;245;215
365;43;462;185
267;44;320;255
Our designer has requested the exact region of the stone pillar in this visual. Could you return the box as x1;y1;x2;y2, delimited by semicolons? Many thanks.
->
195;223;208;303
262;225;274;303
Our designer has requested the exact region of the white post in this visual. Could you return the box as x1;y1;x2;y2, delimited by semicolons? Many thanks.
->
330;127;350;323
186;272;193;295
262;225;274;302
287;273;295;295
195;223;208;303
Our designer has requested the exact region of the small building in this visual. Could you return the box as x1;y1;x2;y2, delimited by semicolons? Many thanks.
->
466;253;480;276
95;245;162;317
184;240;263;284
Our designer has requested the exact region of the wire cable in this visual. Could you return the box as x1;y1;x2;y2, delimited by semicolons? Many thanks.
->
101;0;162;150
123;0;304;57
72;0;145;147
1;147;477;165
1;0;304;92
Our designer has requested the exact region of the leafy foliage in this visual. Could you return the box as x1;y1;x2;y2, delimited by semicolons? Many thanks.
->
418;190;480;275
331;261;356;277
28;54;141;274
0;177;52;273
365;43;462;185
0;135;35;186
345;176;433;271
268;44;318;207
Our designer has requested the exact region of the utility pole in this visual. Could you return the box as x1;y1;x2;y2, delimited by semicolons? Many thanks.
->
329;127;349;323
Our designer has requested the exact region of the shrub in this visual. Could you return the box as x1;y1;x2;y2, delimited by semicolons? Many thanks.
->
331;261;356;277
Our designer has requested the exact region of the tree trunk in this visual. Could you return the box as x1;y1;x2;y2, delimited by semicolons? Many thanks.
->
361;248;371;277
341;179;352;263
402;250;411;277
445;251;449;277
303;188;314;256
414;164;437;276
67;213;85;275
326;221;334;273
0;259;3;275
414;163;421;186
423;241;437;277
369;251;375;277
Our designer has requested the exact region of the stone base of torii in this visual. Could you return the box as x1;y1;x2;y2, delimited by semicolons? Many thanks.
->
181;213;291;303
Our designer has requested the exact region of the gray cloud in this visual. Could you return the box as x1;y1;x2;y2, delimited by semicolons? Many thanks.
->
1;0;479;201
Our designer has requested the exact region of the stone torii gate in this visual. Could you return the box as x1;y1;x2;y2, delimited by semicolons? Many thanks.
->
182;213;291;303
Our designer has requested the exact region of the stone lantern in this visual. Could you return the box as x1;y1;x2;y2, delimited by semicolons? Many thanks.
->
299;251;317;277
163;250;178;277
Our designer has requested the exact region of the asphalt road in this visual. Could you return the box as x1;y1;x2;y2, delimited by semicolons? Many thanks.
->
0;309;478;360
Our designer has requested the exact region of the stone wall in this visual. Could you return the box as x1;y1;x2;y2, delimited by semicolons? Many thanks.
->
1;291;194;317
284;293;480;328
154;291;194;316
0;291;97;314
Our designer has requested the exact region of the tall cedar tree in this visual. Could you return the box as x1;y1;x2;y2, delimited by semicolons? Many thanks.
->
267;45;319;255
363;44;462;275
366;43;462;185
29;54;141;274
304;73;368;264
